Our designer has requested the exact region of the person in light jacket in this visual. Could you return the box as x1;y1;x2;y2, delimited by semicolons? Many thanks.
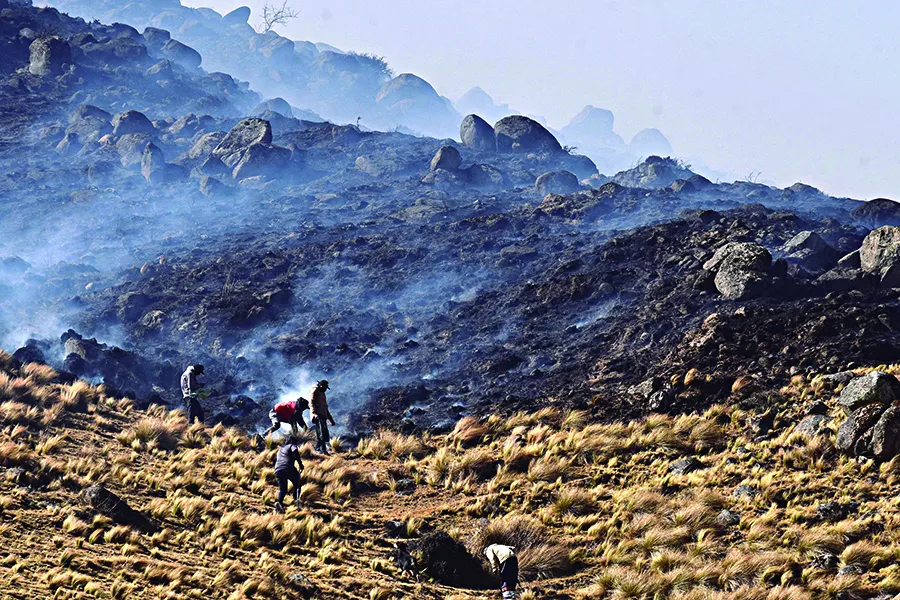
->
310;380;335;454
484;544;518;599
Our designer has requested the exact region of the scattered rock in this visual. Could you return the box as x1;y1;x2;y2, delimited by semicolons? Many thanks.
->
669;457;702;475
733;484;757;498
430;146;461;171
816;501;859;522
715;509;741;527
810;553;839;571
535;170;580;195
779;231;839;273
794;414;830;437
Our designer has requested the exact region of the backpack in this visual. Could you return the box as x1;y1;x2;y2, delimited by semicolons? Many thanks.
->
273;399;296;420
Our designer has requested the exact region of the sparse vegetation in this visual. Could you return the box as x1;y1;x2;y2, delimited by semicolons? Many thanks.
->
257;1;299;34
2;360;900;598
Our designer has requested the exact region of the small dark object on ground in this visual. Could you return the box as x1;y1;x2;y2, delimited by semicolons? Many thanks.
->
412;530;491;588
83;484;157;533
391;541;420;581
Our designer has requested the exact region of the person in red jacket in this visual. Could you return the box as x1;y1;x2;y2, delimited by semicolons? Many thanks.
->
264;396;309;438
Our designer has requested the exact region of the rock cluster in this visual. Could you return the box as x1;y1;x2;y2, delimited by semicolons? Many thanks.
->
836;371;900;459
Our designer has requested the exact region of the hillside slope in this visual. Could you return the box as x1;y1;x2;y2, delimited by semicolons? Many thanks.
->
1;352;899;599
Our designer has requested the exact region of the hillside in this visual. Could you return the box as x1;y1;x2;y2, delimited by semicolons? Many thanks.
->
2;353;899;599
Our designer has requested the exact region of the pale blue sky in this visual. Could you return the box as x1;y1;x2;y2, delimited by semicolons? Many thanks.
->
197;0;900;199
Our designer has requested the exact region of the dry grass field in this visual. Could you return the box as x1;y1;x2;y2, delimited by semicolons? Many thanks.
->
1;350;899;599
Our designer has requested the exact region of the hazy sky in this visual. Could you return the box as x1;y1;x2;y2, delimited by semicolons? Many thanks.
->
196;0;900;199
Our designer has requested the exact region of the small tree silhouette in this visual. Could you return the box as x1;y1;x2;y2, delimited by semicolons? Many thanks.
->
258;1;299;33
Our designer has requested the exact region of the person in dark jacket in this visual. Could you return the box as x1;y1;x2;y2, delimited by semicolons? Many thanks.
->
274;437;304;514
310;380;336;454
264;397;309;438
180;364;205;424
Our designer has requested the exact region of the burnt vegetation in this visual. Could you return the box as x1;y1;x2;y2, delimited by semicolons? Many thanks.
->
2;0;900;597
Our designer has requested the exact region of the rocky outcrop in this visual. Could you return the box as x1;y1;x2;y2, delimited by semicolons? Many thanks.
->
494;116;562;154
836;371;900;459
535;170;580;195
459;114;496;152
860;226;900;287
702;242;773;300
29;36;72;76
430;146;461;172
223;6;251;25
612;156;694;189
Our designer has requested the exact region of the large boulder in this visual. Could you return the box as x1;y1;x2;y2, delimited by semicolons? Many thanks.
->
704;242;772;273
535;170;580;195
112;110;155;137
860;226;900;287
703;242;773;300
869;406;900;459
837;371;900;415
213;118;273;165
161;39;201;69
29;36;72;76
494;115;562;154
430;146;461;171
231;143;291;180
836;403;885;455
459;114;496;152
